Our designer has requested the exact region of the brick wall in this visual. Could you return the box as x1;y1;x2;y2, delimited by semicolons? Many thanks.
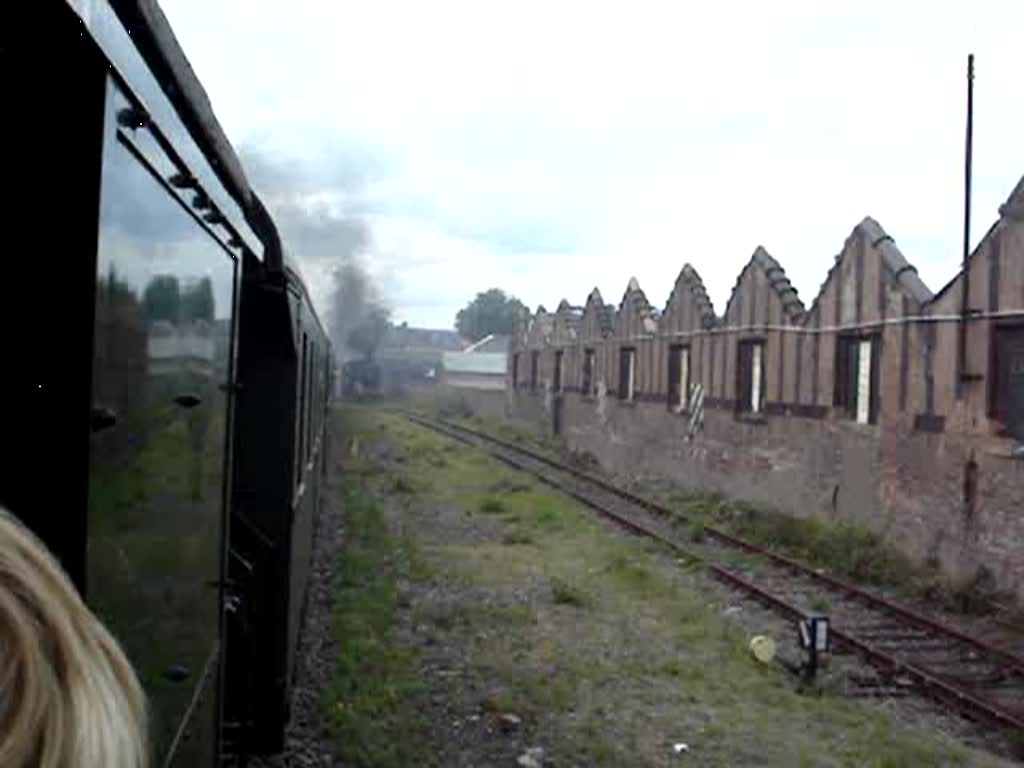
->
508;186;1024;599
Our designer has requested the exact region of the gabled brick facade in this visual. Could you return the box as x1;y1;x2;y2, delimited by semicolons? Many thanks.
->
508;183;1024;598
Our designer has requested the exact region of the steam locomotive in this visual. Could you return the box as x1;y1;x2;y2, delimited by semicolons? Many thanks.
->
3;2;330;765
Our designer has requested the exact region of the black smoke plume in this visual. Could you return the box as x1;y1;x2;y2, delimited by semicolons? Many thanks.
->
239;145;390;362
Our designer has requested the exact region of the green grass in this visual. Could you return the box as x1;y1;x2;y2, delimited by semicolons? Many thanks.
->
448;412;562;460
325;487;427;768
478;496;506;514
501;529;535;546
392;475;416;494
727;505;917;586
811;594;832;613
449;414;988;614
335;406;1003;767
605;550;657;594
682;495;1010;616
420;406;1019;633
687;515;706;543
453;414;939;596
550;577;590;607
487;477;534;495
87;397;226;759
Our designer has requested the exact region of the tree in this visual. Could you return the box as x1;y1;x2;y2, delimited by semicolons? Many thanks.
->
93;268;147;451
142;275;180;325
454;289;526;342
181;277;215;323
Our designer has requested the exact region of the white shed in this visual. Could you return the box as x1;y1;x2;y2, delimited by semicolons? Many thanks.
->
441;335;508;390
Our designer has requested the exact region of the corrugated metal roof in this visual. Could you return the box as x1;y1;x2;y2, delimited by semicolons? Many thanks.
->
442;352;507;375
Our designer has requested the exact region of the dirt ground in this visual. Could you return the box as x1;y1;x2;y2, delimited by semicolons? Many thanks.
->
325;406;1015;767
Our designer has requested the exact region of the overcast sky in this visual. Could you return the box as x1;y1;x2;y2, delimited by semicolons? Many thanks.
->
162;0;1024;329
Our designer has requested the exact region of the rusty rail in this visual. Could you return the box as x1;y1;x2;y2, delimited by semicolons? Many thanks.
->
426;414;1024;675
399;411;1024;732
708;566;1024;730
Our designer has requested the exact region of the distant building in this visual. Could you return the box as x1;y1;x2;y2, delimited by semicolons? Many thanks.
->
147;319;217;377
374;325;468;395
442;334;509;391
384;325;466;354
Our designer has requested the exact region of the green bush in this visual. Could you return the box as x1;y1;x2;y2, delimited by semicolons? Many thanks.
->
502;530;535;546
479;496;506;514
437;393;474;420
688;517;706;543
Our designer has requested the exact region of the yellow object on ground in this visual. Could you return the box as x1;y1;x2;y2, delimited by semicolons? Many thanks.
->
750;635;776;664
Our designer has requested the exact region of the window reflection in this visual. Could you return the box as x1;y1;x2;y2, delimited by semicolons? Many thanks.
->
87;5;261;252
88;79;236;766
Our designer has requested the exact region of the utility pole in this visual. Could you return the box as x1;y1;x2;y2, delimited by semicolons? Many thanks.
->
958;54;975;396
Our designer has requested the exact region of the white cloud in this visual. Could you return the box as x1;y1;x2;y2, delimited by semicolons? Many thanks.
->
161;0;1024;327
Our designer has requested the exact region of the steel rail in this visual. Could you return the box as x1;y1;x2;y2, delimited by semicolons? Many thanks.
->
399;411;1024;732
428;415;1024;676
709;568;1024;730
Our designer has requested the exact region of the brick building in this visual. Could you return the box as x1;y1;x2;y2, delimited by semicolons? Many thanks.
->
508;180;1024;598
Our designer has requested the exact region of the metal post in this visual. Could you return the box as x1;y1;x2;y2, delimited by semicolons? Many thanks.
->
805;642;818;681
958;54;975;395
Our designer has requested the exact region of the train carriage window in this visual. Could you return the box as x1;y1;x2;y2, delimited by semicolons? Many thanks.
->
310;349;315;447
303;345;309;463
87;78;237;766
306;344;314;461
312;348;317;444
310;346;314;458
318;349;324;431
298;334;308;481
310;349;316;448
311;347;316;446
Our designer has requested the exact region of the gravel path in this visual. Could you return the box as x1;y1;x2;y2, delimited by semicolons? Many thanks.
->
248;413;1020;766
249;459;345;768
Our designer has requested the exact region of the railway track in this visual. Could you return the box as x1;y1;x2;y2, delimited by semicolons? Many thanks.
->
401;411;1024;734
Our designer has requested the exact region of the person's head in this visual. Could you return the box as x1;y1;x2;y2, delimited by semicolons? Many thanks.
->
0;507;147;768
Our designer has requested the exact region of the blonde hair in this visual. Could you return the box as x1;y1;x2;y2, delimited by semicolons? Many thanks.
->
0;507;147;768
